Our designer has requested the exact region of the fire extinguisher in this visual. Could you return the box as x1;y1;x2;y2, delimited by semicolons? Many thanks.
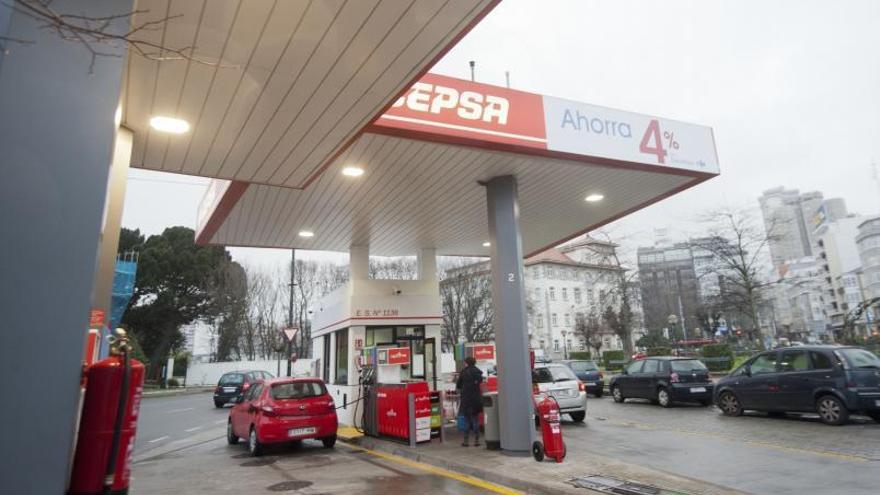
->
69;329;145;495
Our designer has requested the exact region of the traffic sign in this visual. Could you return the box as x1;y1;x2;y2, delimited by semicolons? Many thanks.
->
282;327;299;342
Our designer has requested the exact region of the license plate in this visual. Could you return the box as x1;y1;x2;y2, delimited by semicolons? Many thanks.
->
585;382;597;387
223;387;236;393
690;387;706;393
288;427;316;437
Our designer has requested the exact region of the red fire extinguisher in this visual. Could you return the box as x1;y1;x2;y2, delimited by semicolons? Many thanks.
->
69;329;145;495
532;394;566;463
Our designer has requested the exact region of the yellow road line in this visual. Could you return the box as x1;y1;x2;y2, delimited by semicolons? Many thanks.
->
339;443;523;495
600;418;871;463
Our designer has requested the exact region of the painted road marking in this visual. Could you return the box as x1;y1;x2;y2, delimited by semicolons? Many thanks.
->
184;426;202;432
592;416;872;463
147;436;170;443
339;443;522;495
167;407;194;414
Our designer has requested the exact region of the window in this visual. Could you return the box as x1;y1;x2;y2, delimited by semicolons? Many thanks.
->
569;361;597;372
322;334;331;383
366;327;393;346
749;353;777;375
574;288;582;304
549;287;556;301
566;340;572;350
564;313;571;326
579;340;585;351
779;350;810;372
553;339;560;351
810;351;833;370
642;359;659;373
670;360;708;372
537;314;544;328
219;373;244;386
562;288;568;301
245;383;263;402
533;365;577;383
552;313;558;326
335;329;349;385
271;381;326;400
626;360;644;374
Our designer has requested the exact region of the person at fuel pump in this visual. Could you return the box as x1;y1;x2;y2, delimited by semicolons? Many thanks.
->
456;356;484;447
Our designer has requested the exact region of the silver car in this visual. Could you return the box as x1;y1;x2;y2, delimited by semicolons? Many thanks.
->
533;363;587;422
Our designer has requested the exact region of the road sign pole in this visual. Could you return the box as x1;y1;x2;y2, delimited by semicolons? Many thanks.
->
288;248;295;377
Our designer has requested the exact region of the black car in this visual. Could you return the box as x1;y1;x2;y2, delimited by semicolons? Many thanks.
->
714;345;880;425
609;357;714;407
213;370;274;408
561;360;604;397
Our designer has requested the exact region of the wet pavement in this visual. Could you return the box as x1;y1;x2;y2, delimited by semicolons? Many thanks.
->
134;391;228;455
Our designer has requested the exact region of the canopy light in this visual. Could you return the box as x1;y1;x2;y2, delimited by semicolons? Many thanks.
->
584;194;605;203
149;116;190;134
298;231;315;238
342;166;365;177
482;242;491;247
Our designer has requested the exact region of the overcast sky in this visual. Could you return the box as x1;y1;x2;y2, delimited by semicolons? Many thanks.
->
122;0;880;270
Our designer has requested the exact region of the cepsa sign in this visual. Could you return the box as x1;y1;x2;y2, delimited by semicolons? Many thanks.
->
377;73;547;149
473;344;495;361
373;73;719;176
386;347;411;365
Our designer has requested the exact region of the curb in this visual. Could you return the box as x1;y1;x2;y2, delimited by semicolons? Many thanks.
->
142;387;213;399
340;435;587;495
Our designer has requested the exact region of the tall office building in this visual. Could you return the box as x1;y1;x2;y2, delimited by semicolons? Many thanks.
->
637;243;701;338
759;187;824;267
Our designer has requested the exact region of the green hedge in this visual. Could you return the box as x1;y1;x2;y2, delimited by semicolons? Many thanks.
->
700;344;735;372
602;350;625;370
568;351;592;360
647;347;672;356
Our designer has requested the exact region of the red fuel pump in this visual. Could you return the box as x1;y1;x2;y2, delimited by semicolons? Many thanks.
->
532;394;565;463
69;329;145;495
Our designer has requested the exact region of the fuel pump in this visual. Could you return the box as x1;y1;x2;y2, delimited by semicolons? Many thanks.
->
69;329;145;495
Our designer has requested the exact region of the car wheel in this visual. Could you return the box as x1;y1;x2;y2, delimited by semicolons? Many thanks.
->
226;420;239;445
569;411;586;422
718;391;743;417
657;387;672;408
248;427;263;457
816;395;849;426
322;435;337;449
611;386;624;403
531;441;545;462
214;400;224;408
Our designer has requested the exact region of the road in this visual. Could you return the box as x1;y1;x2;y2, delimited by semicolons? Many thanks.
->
566;394;880;495
134;391;229;455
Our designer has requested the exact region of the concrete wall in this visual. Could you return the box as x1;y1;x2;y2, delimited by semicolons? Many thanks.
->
185;359;317;386
0;1;132;492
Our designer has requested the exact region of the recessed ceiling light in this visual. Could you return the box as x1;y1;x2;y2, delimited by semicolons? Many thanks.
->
298;231;314;238
149;116;190;134
482;242;491;247
585;193;605;203
342;166;364;177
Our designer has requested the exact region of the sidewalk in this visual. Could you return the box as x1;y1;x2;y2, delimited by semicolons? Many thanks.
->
343;426;749;495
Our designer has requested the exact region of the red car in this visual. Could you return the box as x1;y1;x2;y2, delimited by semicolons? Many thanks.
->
227;377;338;456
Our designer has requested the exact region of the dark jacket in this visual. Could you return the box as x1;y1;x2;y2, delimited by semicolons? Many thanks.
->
456;365;484;416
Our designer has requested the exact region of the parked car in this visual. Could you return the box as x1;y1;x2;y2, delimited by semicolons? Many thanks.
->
560;360;604;397
227;378;338;456
610;357;714;407
713;345;880;425
213;370;274;408
533;363;587;421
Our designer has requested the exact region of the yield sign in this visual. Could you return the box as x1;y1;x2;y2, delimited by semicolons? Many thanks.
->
282;327;299;342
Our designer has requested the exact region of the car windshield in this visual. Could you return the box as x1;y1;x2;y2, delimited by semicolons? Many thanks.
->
534;365;577;383
219;373;244;385
670;360;708;372
837;348;880;369
270;381;326;400
568;361;598;372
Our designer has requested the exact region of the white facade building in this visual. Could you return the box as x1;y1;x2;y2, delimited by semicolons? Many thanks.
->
814;215;865;331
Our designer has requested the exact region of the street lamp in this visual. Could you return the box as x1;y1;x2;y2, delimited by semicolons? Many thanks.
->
561;329;569;359
668;314;679;353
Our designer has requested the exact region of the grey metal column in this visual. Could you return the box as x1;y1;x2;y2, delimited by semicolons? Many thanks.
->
485;175;533;453
0;1;132;492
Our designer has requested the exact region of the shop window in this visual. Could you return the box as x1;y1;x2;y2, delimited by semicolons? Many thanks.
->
366;327;393;346
335;330;349;385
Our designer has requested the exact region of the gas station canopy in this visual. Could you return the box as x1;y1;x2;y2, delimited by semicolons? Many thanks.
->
194;73;720;256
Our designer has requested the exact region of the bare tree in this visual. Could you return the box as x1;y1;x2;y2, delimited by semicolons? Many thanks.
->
369;257;417;280
1;0;230;72
575;310;603;358
439;260;494;349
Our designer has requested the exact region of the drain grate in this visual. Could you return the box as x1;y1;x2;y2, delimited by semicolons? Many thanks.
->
567;475;692;495
266;480;312;492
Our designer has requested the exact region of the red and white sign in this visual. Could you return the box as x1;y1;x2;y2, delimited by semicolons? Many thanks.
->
386;347;411;365
473;344;495;361
374;73;720;175
89;309;105;329
378;72;547;149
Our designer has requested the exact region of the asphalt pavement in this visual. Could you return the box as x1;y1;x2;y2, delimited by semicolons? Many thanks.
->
134;390;229;455
574;395;880;495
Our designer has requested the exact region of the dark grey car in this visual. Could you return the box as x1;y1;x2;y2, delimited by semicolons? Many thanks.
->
561;360;604;397
213;370;274;407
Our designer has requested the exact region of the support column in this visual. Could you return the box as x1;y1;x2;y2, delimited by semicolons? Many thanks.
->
485;175;533;453
349;245;370;281
417;248;438;289
0;1;132;492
